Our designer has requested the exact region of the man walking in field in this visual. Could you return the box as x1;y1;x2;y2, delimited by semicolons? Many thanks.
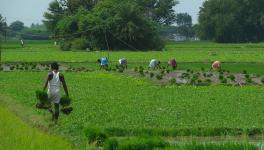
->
43;62;69;124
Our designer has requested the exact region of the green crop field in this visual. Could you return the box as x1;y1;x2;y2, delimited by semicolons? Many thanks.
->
0;105;73;150
1;41;264;149
3;41;264;63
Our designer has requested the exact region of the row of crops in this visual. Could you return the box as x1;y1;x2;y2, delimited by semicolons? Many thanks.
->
1;72;264;149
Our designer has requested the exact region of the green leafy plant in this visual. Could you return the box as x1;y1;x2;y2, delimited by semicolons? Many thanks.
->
85;128;108;146
60;96;71;107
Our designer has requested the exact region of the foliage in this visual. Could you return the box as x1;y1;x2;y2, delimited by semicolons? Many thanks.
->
198;0;264;43
85;128;108;146
44;0;178;50
9;21;25;32
0;14;7;34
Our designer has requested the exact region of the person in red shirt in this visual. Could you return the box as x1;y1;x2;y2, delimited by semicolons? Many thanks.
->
211;61;221;70
168;58;177;70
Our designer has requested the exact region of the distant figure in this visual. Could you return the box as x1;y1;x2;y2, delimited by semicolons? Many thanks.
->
43;62;69;124
54;41;57;46
211;61;221;70
20;39;24;47
168;58;177;70
149;59;161;69
118;58;128;69
97;57;109;70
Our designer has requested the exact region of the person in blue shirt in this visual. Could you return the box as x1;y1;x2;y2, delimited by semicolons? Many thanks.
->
97;57;109;70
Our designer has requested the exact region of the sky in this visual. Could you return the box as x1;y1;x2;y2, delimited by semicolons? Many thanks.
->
0;0;205;26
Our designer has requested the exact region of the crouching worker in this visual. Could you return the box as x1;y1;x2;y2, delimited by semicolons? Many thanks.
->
168;58;177;70
149;59;161;69
211;61;221;70
119;58;128;69
97;57;109;70
43;62;69;124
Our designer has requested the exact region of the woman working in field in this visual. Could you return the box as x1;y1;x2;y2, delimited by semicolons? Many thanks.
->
43;62;69;124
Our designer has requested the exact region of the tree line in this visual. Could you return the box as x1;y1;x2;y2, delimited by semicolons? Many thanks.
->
198;0;264;43
43;0;179;50
0;15;49;40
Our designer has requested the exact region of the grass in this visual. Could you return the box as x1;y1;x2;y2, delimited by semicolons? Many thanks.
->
2;41;264;149
3;41;264;63
0;105;73;150
1;72;264;139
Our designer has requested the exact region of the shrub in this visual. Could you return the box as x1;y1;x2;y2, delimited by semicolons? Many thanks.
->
201;67;205;71
245;74;250;79
228;75;236;81
160;70;165;75
169;78;176;85
261;78;264;84
221;78;227;84
243;70;247;74
71;37;89;50
150;72;154;78
85;128;108;146
104;139;119;150
166;69;170;74
219;75;224;80
118;68;124;73
10;66;15;70
134;67;138;72
192;74;199;80
246;78;252;83
60;96;71;107
205;79;212;83
60;41;72;51
156;74;163;80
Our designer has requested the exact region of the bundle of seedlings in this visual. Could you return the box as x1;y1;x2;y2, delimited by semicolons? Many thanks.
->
60;96;73;115
35;90;51;109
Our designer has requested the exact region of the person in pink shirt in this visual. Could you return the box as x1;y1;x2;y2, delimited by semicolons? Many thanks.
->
168;58;177;70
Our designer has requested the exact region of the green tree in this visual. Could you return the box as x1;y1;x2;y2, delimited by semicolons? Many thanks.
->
9;21;24;32
0;14;7;34
43;0;65;34
175;13;194;39
135;0;178;25
198;0;264;43
44;0;178;50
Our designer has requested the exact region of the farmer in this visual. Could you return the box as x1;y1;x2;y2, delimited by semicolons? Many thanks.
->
211;61;221;70
43;62;69;124
149;59;161;69
97;57;109;70
20;39;24;47
118;58;128;69
168;58;177;70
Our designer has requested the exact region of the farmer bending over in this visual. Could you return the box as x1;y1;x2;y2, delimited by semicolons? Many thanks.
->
168;58;177;70
149;59;161;69
43;62;69;124
211;61;221;70
97;57;109;70
118;58;128;69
